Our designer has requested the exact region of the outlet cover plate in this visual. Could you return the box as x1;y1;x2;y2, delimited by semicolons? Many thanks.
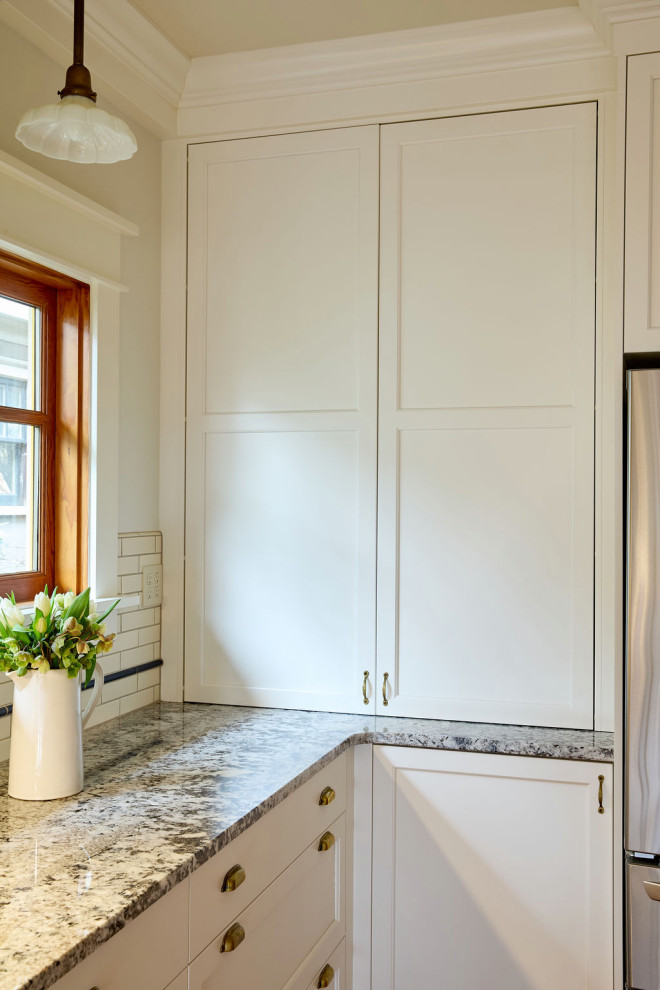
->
142;564;163;607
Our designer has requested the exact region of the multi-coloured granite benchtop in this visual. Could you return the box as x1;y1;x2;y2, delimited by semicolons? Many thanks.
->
0;702;614;990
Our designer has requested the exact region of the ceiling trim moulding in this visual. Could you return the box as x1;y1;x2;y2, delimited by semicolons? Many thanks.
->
0;0;189;138
180;8;610;111
579;0;660;53
0;3;632;140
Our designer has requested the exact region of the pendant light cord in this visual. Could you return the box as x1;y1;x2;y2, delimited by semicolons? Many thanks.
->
73;0;84;67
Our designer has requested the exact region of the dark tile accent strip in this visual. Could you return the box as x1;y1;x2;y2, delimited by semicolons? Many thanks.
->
0;658;163;717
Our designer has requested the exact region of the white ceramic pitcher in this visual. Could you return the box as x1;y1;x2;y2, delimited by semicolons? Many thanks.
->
7;663;104;800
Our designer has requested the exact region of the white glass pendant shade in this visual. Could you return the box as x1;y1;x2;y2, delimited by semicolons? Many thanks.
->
15;95;137;164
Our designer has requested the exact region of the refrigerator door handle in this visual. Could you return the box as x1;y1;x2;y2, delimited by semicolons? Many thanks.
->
642;880;660;902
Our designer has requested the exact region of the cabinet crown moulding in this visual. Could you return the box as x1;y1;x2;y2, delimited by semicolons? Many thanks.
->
580;0;660;52
179;8;610;109
2;2;615;138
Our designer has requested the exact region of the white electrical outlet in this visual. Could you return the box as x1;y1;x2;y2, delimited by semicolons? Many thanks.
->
142;564;163;607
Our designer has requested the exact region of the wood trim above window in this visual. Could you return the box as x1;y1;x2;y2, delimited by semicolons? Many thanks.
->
0;250;89;602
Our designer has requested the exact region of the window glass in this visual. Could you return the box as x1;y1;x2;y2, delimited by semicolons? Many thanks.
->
0;424;38;574
0;294;39;410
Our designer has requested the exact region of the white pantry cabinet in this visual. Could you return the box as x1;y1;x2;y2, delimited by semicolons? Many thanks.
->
625;53;660;353
185;125;379;713
185;102;598;727
376;104;597;726
371;746;613;990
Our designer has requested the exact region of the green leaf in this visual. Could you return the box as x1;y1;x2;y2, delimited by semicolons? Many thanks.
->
96;598;120;624
83;656;96;689
64;588;90;622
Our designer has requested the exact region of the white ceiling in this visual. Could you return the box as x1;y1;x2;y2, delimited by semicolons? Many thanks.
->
127;0;577;58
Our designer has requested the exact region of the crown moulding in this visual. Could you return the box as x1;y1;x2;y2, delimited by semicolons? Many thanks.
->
579;0;660;51
4;1;660;140
180;8;610;110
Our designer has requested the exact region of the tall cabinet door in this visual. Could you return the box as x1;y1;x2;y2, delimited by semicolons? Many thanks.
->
625;53;660;353
377;104;597;727
186;127;378;712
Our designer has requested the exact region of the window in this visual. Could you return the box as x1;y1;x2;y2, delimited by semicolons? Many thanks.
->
0;251;89;601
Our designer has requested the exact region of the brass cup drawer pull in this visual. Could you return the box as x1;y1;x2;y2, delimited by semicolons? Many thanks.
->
221;863;246;892
317;963;335;988
319;786;335;806
318;831;335;852
220;922;245;953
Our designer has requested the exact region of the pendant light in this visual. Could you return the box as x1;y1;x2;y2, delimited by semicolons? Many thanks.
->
15;0;137;164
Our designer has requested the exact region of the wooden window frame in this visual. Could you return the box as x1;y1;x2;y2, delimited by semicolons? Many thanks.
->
0;250;89;602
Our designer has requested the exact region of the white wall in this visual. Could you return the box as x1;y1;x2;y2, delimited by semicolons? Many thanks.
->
0;22;161;534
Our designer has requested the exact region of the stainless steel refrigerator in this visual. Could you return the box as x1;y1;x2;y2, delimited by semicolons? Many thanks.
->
626;368;660;989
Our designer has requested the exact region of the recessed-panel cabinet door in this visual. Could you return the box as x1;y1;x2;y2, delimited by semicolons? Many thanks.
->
186;127;378;711
371;747;613;990
377;104;596;726
625;53;660;353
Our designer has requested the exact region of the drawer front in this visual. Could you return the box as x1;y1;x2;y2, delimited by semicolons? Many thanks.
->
189;814;345;990
52;879;189;990
165;972;189;990
304;939;346;990
190;752;346;958
285;937;346;990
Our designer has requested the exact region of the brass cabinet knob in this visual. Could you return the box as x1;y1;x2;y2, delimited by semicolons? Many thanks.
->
318;831;335;852
317;963;335;987
221;863;246;892
319;786;335;806
220;922;245;953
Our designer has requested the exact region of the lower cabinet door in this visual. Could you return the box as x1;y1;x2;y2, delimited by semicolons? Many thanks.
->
371;747;613;990
189;816;345;990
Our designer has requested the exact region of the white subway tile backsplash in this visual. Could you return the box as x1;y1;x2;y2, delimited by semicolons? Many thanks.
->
120;644;154;669
86;699;121;729
122;536;157;556
138;625;160;647
121;574;142;595
121;609;155;632
138;553;161;568
137;667;160;691
113;630;139;653
0;714;10;740
118;556;138;577
120;687;156;716
102;674;138;703
97;656;122;677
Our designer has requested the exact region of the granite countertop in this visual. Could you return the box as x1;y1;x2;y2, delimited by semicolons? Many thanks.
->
0;702;614;990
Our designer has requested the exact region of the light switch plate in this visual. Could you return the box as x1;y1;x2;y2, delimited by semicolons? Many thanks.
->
141;564;163;607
